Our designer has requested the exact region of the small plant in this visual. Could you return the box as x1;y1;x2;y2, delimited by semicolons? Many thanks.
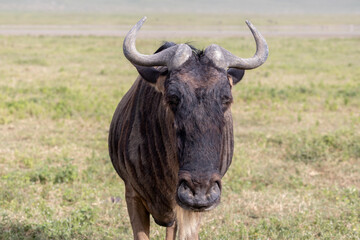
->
29;167;52;184
62;188;78;203
54;165;78;184
28;164;78;184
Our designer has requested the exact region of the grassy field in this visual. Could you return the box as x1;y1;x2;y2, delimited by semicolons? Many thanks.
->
0;26;359;239
0;12;359;26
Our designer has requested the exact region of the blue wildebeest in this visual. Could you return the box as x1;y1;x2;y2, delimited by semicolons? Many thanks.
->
109;17;268;240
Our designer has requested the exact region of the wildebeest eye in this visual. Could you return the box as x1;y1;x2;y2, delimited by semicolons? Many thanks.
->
221;95;233;110
166;94;180;110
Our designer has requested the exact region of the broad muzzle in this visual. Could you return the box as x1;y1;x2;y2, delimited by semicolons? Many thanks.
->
176;171;222;211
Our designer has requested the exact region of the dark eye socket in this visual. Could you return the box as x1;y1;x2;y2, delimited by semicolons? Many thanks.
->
166;94;180;110
221;95;233;110
221;95;233;105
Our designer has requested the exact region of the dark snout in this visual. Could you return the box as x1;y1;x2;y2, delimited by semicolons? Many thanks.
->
176;171;222;211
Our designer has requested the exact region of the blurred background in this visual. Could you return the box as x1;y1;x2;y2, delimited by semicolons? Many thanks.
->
0;1;359;239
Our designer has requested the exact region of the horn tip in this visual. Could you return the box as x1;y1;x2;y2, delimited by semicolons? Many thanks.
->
137;16;147;25
136;16;147;26
133;16;147;31
245;20;252;27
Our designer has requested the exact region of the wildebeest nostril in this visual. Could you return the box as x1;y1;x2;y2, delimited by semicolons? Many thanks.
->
206;181;221;198
179;180;194;196
209;183;219;194
177;177;222;211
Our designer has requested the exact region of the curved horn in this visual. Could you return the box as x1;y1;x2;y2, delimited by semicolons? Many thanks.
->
204;20;268;70
123;16;192;69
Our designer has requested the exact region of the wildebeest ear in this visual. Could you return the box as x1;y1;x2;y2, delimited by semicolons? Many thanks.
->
227;68;245;86
135;65;168;92
135;65;161;84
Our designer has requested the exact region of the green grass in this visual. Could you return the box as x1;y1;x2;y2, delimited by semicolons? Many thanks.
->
0;12;359;26
0;32;359;239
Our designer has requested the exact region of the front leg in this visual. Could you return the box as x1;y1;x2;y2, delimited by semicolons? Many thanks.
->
125;184;150;240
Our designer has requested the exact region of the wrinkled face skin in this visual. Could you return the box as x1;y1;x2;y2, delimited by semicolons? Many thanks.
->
164;56;233;211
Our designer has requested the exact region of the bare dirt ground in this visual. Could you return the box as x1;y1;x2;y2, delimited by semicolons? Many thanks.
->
0;24;359;38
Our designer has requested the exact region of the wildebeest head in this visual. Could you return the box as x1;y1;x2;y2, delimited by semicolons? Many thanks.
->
123;17;268;211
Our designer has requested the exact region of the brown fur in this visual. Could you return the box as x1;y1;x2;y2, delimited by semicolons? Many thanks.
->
108;48;236;239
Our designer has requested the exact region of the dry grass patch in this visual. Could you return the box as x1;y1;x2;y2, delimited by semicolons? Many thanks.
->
1;34;359;239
